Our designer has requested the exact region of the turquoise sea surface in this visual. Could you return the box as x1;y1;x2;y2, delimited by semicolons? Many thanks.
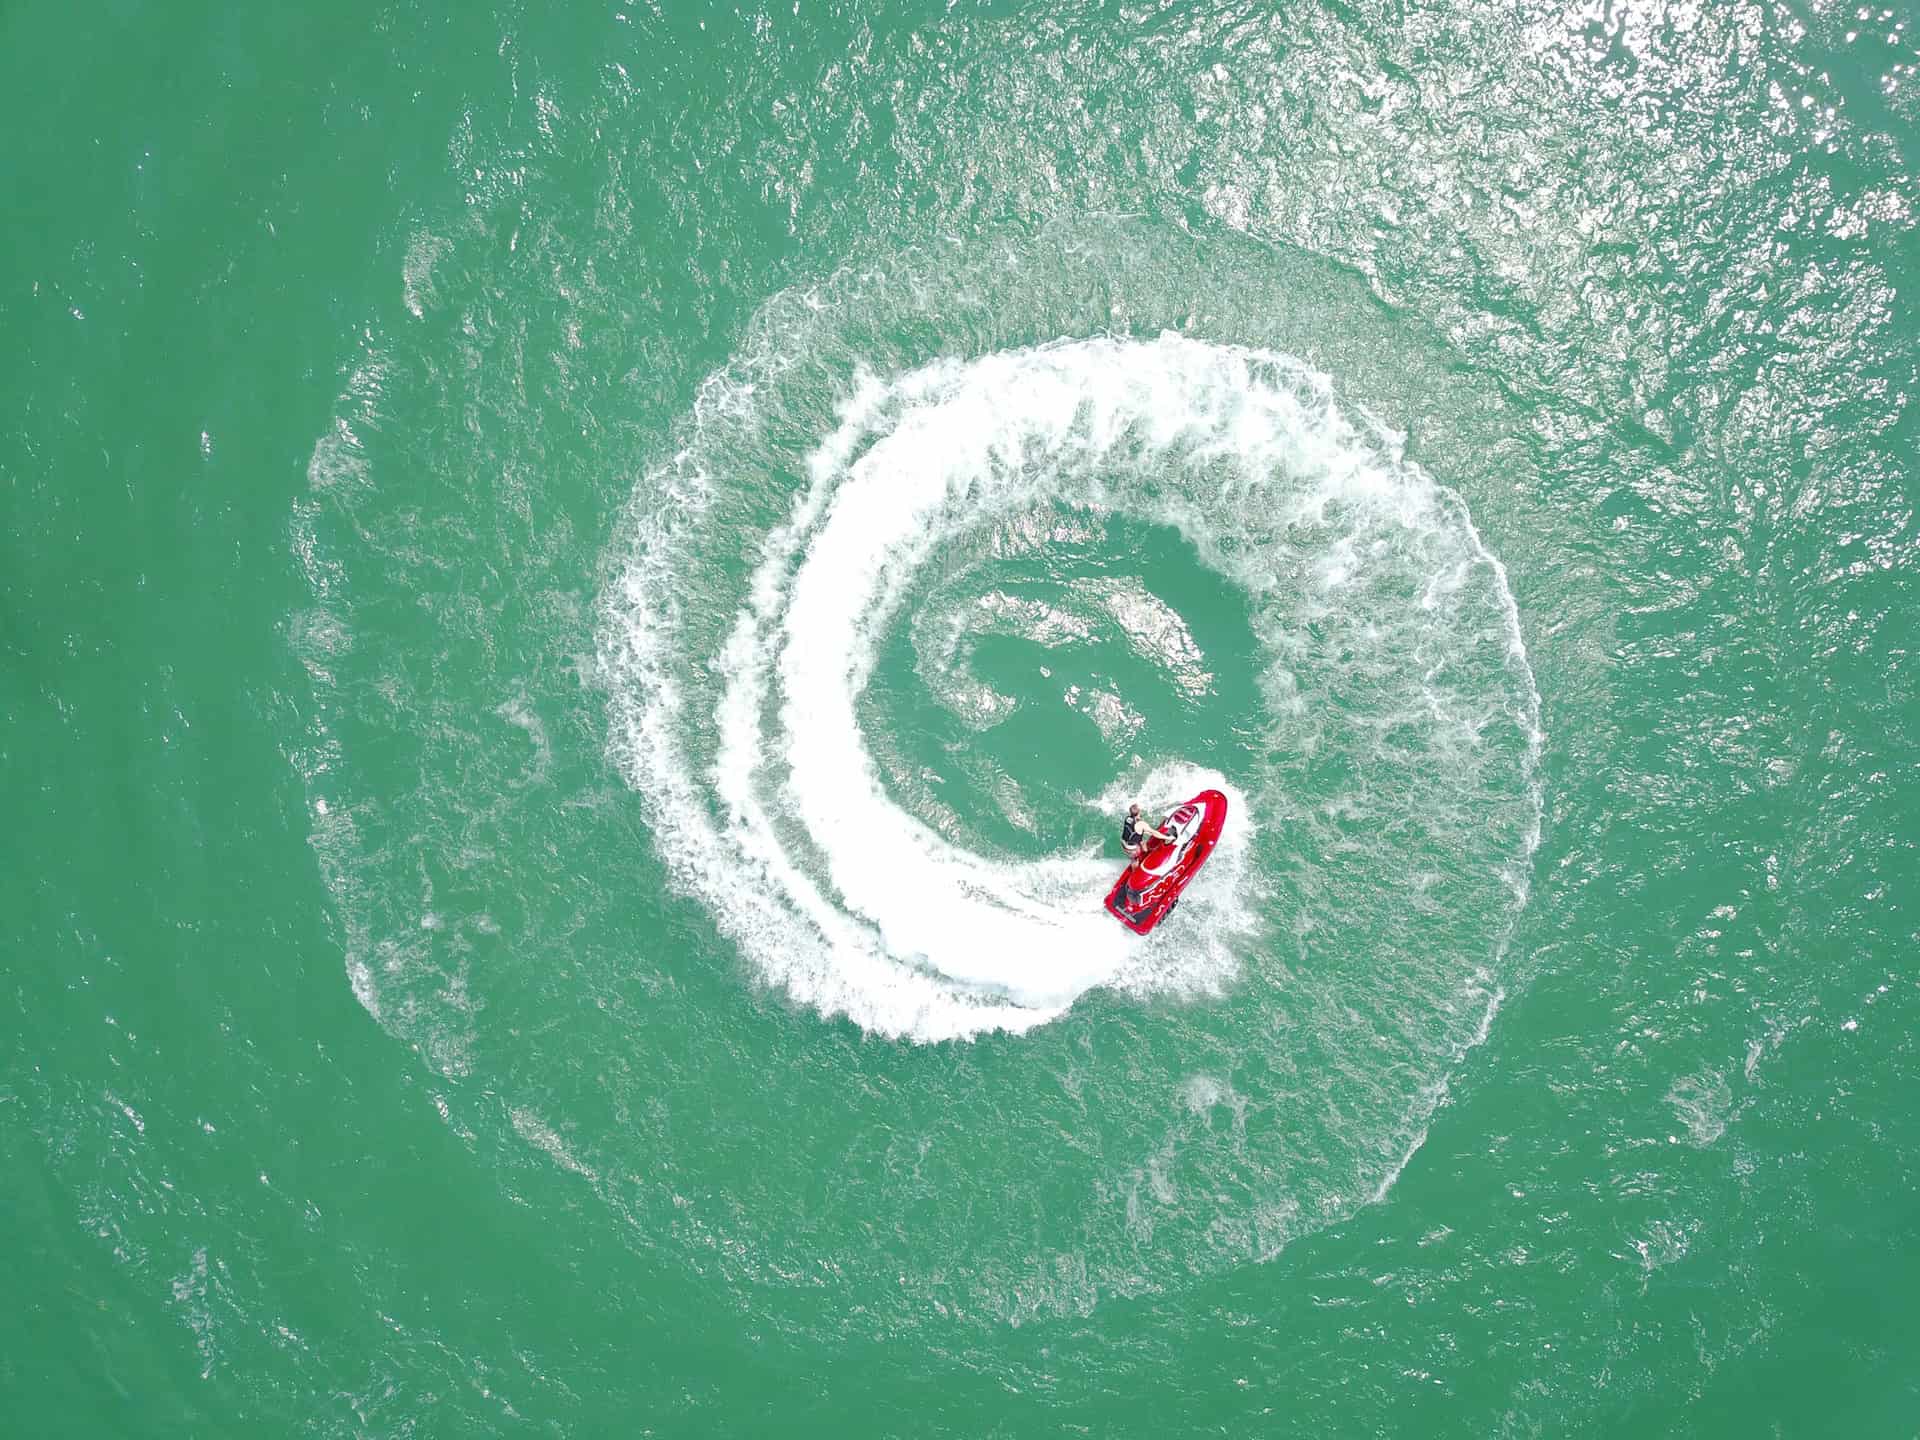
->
4;0;1918;1433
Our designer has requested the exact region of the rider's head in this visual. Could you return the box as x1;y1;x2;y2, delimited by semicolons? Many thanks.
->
1128;803;1141;816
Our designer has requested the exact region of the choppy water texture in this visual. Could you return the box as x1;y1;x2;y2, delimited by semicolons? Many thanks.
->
4;0;1918;1434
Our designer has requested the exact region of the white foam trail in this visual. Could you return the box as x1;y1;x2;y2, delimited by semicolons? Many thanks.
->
600;333;1540;1042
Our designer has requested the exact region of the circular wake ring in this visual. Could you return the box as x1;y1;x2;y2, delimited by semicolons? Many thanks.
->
600;332;1542;1042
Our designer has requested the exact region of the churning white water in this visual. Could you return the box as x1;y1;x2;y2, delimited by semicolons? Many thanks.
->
601;332;1541;1041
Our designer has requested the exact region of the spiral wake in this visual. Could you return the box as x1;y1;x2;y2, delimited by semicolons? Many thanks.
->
600;331;1541;1042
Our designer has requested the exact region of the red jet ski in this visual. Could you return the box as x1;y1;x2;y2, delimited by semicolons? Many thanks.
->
1105;789;1228;935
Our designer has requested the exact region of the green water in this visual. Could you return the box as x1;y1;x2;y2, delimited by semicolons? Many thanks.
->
6;0;1918;1433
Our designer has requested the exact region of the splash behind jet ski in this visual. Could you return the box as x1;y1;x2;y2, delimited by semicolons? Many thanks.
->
1105;789;1228;935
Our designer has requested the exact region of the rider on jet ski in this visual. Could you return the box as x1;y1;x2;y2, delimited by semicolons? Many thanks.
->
1121;803;1172;858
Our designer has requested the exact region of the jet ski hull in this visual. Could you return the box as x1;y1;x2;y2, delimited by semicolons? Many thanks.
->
1105;789;1228;935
